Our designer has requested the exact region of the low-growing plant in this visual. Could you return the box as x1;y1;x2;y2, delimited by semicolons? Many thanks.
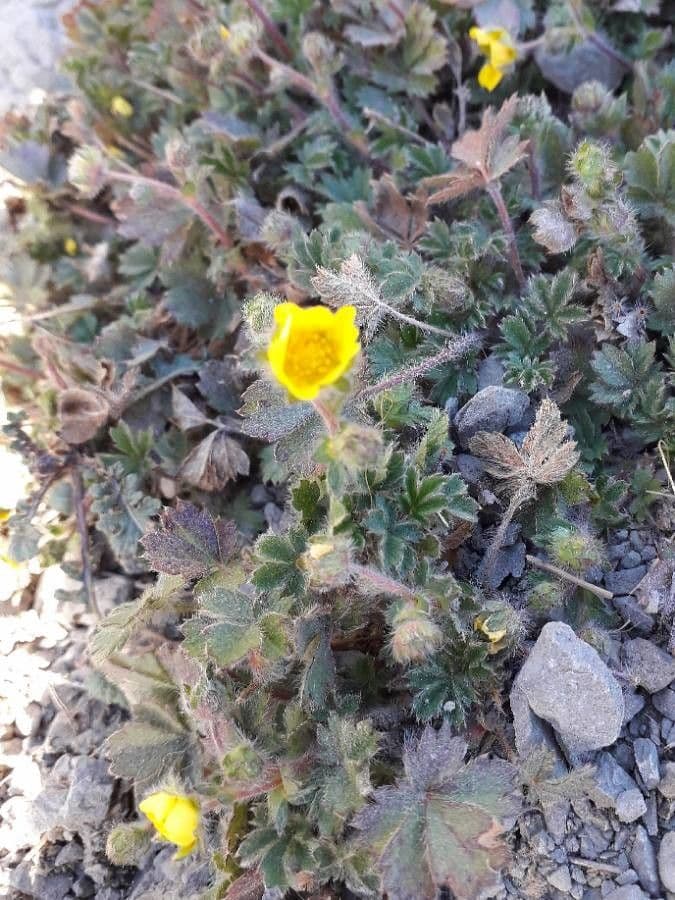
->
0;0;673;896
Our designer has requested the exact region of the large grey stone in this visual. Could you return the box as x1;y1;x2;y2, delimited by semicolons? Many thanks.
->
652;688;675;720
454;385;530;449
658;831;675;893
513;622;624;753
62;756;113;829
535;39;627;94
658;761;675;800
623;639;675;693
604;887;649;900
605;566;648;595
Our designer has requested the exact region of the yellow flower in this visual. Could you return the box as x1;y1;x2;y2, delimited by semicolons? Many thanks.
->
474;614;507;643
139;792;199;859
219;24;230;40
267;302;360;401
110;95;134;118
64;238;78;256
469;26;518;92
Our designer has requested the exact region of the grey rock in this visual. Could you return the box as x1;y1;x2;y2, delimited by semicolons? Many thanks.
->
658;762;675;800
629;532;646;552
609;542;631;562
613;596;654;634
535;37;626;93
658;831;675;893
10;860;73;900
622;551;643;569
454;385;530;449
62;756;113;829
444;396;459;419
456;453;486;485
604;886;649;900
633;739;660;791
479;540;526;589
629;826;660;896
250;484;272;506
623;639;675;693
614;529;629;539
605;567;648;595
513;622;624;753
653;689;675;720
590;753;640;809
615;788;647;823
615;870;640;886
579;823;612;858
640;546;657;562
623;691;646;725
643;793;658;837
93;574;133;616
547;865;573;893
477;355;505;389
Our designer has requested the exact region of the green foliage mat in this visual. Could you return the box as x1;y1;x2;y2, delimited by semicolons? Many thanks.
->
0;0;673;897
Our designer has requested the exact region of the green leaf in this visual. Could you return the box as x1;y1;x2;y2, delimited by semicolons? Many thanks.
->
648;266;675;335
252;530;307;595
104;706;193;782
589;342;659;414
352;722;520;900
625;130;675;225
443;473;479;523
291;479;324;531
182;572;260;666
400;469;448;522
295;613;335;712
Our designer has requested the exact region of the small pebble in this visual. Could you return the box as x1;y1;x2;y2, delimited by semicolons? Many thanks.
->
632;738;660;790
621;550;642;569
640;546;656;562
615;788;647;823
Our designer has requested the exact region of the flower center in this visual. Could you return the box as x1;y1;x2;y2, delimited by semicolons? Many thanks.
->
284;329;339;385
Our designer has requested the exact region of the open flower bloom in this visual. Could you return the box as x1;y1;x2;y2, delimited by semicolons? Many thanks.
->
139;791;199;859
110;95;134;117
267;302;360;401
469;26;518;91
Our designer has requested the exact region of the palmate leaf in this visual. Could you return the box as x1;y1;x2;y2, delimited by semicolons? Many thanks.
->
104;704;194;783
589;341;659;413
352;722;520;900
141;500;239;579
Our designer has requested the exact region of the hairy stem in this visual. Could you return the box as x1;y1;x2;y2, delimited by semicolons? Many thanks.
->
486;181;525;288
356;332;482;401
525;554;614;601
243;0;293;60
312;398;339;437
351;564;418;601
71;467;101;619
480;483;534;584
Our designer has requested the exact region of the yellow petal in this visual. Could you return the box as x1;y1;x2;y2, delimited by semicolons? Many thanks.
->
469;26;492;51
219;24;230;40
64;238;78;256
489;40;517;68
477;62;504;92
139;792;199;853
111;95;134;118
267;303;360;401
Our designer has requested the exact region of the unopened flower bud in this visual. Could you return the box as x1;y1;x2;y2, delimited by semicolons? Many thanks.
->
68;146;109;198
473;598;522;654
164;135;192;174
329;424;384;473
106;823;151;867
569;139;618;199
571;81;610;119
302;32;341;78
243;291;278;340
222;744;263;780
187;23;224;64
390;603;443;665
299;534;352;591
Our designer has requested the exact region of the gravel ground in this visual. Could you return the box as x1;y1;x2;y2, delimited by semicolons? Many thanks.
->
0;0;71;115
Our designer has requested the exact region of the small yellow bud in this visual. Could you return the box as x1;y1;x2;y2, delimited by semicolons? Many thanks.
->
219;24;230;40
64;238;78;256
300;534;352;591
111;95;134;118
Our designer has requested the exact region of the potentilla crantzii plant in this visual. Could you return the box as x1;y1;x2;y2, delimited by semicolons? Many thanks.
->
0;0;673;897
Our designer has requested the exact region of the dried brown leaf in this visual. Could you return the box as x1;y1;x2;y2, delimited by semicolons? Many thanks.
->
469;432;525;481
521;399;579;484
355;174;428;244
180;430;250;491
58;387;110;444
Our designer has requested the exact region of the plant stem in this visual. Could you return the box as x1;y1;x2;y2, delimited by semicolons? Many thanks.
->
363;107;429;146
356;332;482;401
71;466;101;619
377;300;458;338
351;564;417;601
255;49;369;159
312;398;339;437
480;483;534;584
525;554;614;601
108;171;232;248
243;0;293;60
486;181;525;289
0;356;42;379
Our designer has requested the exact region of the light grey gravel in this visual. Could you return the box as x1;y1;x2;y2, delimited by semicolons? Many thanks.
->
629;825;660;896
615;788;647;824
658;831;675;893
633;738;661;791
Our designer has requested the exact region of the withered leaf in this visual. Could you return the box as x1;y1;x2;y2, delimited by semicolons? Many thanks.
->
58;387;110;444
172;385;212;431
354;175;428;246
469;399;579;490
424;95;529;205
353;722;520;900
141;500;239;579
530;202;577;253
180;429;250;491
